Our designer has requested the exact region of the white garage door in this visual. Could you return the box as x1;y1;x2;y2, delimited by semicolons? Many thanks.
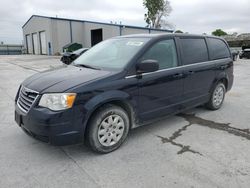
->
26;35;32;54
39;31;47;54
32;33;39;54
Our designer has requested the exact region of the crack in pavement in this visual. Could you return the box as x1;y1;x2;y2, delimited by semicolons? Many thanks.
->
168;122;192;141
179;113;250;141
8;62;41;73
13;57;60;62
156;112;250;156
156;119;202;156
59;147;101;188
157;135;203;156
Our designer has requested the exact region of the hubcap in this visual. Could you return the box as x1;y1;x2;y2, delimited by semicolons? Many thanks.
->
213;85;224;107
98;114;125;147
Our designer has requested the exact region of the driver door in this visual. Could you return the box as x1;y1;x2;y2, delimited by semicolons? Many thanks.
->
137;38;184;122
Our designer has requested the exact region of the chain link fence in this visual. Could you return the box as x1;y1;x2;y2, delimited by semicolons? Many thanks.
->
0;44;24;55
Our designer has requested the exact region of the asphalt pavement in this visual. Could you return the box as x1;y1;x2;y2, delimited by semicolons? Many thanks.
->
0;55;250;188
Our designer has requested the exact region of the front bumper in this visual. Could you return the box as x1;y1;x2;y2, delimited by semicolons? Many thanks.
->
15;103;86;146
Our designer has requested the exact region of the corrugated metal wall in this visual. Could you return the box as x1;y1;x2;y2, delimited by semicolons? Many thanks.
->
23;16;172;55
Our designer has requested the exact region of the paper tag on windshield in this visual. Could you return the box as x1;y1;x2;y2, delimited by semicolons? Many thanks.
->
126;41;144;46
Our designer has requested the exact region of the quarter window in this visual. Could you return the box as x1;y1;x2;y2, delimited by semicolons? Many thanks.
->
141;39;178;70
180;38;209;65
207;38;230;60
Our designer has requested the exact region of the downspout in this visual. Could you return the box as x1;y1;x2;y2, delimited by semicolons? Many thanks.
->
69;21;73;43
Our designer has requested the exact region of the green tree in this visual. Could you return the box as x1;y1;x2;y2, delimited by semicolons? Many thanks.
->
212;29;228;36
143;0;172;29
175;30;183;33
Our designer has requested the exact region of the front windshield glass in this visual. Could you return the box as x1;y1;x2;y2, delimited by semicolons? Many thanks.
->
74;37;150;70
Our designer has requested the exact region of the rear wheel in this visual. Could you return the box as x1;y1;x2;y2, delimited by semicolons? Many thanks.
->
86;104;129;153
206;82;226;110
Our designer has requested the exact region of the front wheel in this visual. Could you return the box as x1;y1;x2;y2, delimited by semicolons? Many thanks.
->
206;82;226;110
86;104;130;153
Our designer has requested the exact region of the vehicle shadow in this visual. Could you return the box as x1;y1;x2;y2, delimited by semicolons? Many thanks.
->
60;106;209;157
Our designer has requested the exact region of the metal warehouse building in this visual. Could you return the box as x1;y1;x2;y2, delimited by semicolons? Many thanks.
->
22;15;172;55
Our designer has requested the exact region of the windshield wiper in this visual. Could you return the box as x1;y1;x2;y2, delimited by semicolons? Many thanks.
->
74;63;100;70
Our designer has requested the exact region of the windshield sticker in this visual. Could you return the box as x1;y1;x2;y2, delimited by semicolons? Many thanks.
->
126;41;144;46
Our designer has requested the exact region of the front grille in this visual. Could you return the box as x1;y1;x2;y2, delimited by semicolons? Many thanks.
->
17;86;39;113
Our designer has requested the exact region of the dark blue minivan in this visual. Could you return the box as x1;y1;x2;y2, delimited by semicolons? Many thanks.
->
15;34;233;153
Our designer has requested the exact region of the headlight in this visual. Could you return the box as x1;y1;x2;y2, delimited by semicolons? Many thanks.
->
39;93;76;111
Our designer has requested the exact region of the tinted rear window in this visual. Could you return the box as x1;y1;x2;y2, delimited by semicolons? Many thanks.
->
207;38;230;60
180;38;209;65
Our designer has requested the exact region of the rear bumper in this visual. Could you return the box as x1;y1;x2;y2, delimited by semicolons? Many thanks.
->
15;104;86;146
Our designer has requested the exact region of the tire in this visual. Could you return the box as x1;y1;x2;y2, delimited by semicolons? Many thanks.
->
206;82;226;110
86;104;130;153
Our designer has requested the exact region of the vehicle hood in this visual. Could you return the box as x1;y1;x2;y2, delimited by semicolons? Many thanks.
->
22;65;114;93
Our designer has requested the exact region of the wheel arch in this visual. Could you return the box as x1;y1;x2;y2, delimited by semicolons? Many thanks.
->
211;73;229;93
82;90;137;139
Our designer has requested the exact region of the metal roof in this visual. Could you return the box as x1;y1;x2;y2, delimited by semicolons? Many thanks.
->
22;15;173;33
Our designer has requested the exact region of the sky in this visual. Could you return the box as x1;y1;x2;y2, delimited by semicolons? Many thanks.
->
0;0;249;44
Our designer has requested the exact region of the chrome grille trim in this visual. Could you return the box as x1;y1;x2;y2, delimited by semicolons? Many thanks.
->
17;86;39;113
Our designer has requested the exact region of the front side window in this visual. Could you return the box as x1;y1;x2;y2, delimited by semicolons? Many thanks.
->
74;38;150;70
180;38;209;65
141;39;178;70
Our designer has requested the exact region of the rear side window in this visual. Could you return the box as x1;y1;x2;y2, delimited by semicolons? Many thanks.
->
180;38;209;65
141;39;178;70
207;38;230;60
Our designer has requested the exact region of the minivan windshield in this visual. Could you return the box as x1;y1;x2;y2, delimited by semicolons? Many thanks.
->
74;37;150;70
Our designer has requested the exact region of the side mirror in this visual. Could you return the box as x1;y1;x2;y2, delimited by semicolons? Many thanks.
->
137;59;159;74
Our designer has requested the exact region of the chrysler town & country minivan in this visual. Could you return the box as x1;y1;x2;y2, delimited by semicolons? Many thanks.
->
15;34;233;153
